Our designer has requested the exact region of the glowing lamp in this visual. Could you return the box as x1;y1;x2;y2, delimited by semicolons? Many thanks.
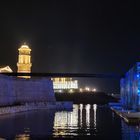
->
85;87;90;91
92;88;97;92
79;88;83;92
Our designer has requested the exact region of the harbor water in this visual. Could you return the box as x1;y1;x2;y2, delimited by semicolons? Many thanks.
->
0;104;140;139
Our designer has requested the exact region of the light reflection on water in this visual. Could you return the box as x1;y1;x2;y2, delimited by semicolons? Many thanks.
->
53;105;78;136
93;104;97;129
53;104;97;137
0;104;140;139
15;134;30;140
79;104;83;127
86;104;90;128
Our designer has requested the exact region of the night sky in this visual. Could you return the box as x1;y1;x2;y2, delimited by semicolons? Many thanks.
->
0;1;139;93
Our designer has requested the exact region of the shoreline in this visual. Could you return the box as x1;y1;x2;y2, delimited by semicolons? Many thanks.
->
55;92;119;104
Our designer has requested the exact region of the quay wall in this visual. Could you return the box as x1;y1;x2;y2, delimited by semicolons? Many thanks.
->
0;74;56;106
0;102;73;115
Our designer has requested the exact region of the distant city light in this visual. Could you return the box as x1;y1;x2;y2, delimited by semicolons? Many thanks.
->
51;78;78;91
79;88;83;92
85;87;90;92
92;88;97;92
69;89;73;93
79;87;97;93
58;89;62;93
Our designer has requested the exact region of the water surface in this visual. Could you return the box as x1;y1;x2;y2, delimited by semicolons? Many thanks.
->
0;104;140;139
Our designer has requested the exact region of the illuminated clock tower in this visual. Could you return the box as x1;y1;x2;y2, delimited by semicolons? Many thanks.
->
17;44;32;78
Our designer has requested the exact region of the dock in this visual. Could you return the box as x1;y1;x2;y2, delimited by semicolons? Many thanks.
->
110;106;140;125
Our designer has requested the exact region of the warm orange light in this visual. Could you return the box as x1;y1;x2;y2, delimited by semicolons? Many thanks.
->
92;88;97;92
85;87;90;92
79;88;83;92
51;78;78;90
17;44;32;78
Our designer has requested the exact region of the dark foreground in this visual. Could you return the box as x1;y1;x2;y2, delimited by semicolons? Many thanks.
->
0;104;140;140
55;92;118;104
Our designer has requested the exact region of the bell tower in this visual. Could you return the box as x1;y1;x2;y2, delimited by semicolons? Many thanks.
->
17;43;32;78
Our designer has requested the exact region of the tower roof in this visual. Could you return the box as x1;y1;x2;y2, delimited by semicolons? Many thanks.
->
0;66;13;73
20;44;29;49
18;43;31;52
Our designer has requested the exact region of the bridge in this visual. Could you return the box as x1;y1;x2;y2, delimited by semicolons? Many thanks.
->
1;73;123;78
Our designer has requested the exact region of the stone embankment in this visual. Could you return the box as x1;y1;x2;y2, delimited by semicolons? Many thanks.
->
0;102;73;115
0;74;56;106
0;74;73;115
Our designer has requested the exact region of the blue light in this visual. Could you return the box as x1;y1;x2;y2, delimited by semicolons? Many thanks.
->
120;62;140;110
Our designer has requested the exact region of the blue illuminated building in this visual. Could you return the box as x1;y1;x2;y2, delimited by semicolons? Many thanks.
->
120;62;140;111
